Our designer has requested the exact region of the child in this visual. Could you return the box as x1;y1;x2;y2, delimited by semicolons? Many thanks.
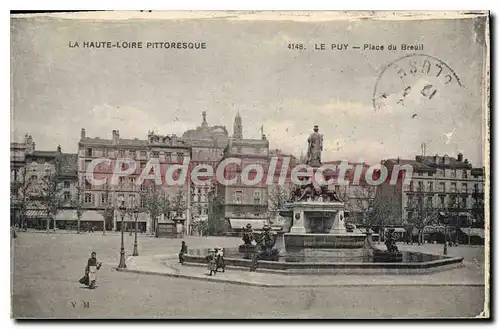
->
206;249;217;276
215;247;225;273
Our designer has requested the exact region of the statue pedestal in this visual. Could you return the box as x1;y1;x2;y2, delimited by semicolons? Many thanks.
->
287;202;344;234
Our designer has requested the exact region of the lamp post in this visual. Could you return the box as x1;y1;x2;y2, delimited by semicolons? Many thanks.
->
443;217;448;256
132;195;139;256
117;196;127;269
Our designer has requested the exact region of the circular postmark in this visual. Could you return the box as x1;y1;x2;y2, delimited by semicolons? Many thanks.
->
373;54;463;112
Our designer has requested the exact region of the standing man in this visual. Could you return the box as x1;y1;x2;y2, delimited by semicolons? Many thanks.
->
307;125;323;167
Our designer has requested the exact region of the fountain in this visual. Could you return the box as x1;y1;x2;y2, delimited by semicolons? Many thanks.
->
279;124;368;261
183;126;464;274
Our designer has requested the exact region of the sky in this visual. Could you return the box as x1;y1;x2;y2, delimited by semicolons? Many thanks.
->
11;13;488;167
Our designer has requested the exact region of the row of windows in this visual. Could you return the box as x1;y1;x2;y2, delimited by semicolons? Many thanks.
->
85;148;186;160
82;193;146;208
409;181;482;193
407;195;469;209
232;190;263;204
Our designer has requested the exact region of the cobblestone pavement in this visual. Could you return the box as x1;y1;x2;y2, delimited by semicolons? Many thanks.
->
11;233;486;319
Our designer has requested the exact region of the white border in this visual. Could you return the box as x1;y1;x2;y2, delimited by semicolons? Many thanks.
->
4;1;497;327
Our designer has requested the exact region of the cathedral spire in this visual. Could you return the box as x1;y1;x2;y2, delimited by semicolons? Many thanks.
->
233;111;243;139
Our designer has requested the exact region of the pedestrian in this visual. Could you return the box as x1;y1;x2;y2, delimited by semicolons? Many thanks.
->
206;249;217;276
215;247;225;273
178;241;188;264
79;251;102;289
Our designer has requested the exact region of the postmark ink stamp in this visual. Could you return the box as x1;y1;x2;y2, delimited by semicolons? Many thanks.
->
373;54;463;112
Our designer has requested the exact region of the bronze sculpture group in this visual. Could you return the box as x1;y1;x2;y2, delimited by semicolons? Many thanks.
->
384;228;400;254
290;183;343;203
249;224;279;271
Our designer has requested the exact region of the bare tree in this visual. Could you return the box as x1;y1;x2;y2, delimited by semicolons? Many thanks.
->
471;192;485;228
207;186;225;236
97;182;114;235
142;183;170;237
345;185;376;225
407;197;438;245
268;185;291;219
11;167;34;230
71;182;86;233
366;196;400;240
170;189;187;219
39;161;64;233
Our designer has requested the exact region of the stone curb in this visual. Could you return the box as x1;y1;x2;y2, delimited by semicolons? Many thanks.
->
115;267;485;288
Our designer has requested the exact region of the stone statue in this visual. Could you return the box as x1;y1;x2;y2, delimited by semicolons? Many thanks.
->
320;185;343;202
250;225;279;271
241;223;254;245
297;184;315;202
384;228;399;254
306;125;323;167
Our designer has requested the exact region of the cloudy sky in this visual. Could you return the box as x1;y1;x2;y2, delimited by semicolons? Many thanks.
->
11;13;487;166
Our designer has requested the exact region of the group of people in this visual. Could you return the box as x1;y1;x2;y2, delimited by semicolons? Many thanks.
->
178;241;226;276
78;241;225;290
206;247;225;276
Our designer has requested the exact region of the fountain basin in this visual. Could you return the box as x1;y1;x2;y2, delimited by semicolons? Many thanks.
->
183;248;464;275
284;233;366;249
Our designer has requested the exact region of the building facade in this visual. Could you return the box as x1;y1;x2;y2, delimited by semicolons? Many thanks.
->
214;112;270;233
182;111;228;227
77;128;191;233
10;134;78;229
378;153;485;228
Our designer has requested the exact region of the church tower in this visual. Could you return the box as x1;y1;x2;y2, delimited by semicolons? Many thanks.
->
233;111;243;139
201;111;208;128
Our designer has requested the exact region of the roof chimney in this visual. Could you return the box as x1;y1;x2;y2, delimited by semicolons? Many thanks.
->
81;128;86;140
57;145;62;153
457;153;463;162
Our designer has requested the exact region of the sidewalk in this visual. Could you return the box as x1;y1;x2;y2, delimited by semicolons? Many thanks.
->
21;229;155;237
116;254;485;288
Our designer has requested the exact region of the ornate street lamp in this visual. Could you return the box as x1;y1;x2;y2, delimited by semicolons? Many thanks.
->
132;195;139;256
117;195;127;269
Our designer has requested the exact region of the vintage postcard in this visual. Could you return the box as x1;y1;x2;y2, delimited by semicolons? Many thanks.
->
10;11;490;319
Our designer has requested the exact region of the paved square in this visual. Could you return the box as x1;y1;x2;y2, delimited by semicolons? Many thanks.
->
11;232;486;318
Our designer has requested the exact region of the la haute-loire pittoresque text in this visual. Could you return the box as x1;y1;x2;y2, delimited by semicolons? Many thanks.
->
68;41;207;49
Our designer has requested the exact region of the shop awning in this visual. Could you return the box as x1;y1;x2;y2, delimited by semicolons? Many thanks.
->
56;210;76;221
25;209;47;218
384;227;406;233
228;219;268;229
459;228;485;239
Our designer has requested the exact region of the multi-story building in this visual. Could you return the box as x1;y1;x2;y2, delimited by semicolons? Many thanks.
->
182;111;228;224
78;128;191;233
10;135;32;226
214;112;270;233
10;134;78;229
378;153;485;227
